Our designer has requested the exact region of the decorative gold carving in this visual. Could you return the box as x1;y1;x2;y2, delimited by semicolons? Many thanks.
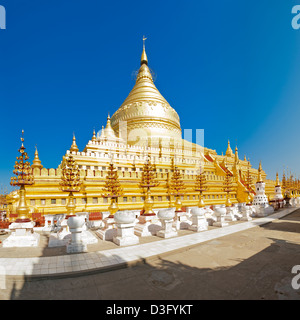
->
60;155;82;214
10;130;34;220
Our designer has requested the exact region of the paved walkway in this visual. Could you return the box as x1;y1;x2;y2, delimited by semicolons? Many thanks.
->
1;207;300;300
0;207;297;278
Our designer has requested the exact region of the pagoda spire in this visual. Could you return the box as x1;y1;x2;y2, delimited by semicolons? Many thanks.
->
70;134;79;153
31;146;43;169
234;145;239;164
141;35;148;65
226;140;233;157
276;172;280;186
257;161;263;182
99;125;106;140
92;128;97;142
104;114;117;139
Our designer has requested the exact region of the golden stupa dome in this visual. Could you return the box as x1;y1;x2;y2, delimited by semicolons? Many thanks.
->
110;41;182;145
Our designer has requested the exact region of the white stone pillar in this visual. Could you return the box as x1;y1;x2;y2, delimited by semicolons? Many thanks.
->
225;206;237;222
156;208;177;238
188;207;208;232
66;216;87;253
213;206;228;227
113;211;139;246
241;205;252;221
96;217;117;241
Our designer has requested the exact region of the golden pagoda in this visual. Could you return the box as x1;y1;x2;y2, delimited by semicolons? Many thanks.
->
31;146;43;170
6;39;278;216
110;38;182;145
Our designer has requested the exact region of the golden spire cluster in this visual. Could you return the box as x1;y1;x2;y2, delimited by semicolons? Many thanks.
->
10;130;35;220
223;163;234;207
10;130;34;187
140;157;159;214
282;170;300;198
60;155;82;215
60;155;81;192
102;162;124;216
244;160;254;204
194;165;207;208
169;165;185;211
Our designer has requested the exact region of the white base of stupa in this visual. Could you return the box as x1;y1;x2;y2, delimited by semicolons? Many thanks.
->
156;228;178;239
3;221;40;248
240;206;253;221
188;220;208;232
66;242;87;254
95;217;117;241
113;223;139;246
48;230;98;247
225;207;237;222
113;235;139;246
254;205;274;217
96;227;117;241
173;211;192;230
3;232;40;248
134;215;162;237
213;221;229;227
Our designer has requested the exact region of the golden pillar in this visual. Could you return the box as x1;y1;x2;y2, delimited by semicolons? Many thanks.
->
169;165;185;212
60;155;82;215
223;164;233;207
140;157;159;215
194;166;207;208
10;130;34;221
102;162;123;217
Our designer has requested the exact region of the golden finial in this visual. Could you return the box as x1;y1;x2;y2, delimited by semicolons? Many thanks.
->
104;113;117;138
141;35;148;65
276;172;280;186
143;35;147;48
226;139;233;157
92;128;97;142
234;145;239;163
70;133;79;153
11;130;35;220
257;161;263;182
32;145;43;169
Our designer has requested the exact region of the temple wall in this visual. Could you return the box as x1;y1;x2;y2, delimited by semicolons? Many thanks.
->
7;140;278;216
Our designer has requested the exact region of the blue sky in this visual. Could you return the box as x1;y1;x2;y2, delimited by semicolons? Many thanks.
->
1;0;300;191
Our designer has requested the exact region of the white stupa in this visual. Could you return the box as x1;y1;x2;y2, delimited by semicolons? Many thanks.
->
274;172;283;200
252;161;274;216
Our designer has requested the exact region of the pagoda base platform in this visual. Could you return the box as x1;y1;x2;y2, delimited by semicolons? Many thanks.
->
173;211;192;230
254;205;274;217
113;222;139;246
66;242;87;254
97;228;117;241
3;221;40;248
188;219;208;232
96;217;117;241
156;225;178;239
225;207;237;222
48;230;98;247
134;215;162;237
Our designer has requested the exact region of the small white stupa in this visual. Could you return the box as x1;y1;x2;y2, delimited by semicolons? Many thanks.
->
252;161;274;217
274;172;283;200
